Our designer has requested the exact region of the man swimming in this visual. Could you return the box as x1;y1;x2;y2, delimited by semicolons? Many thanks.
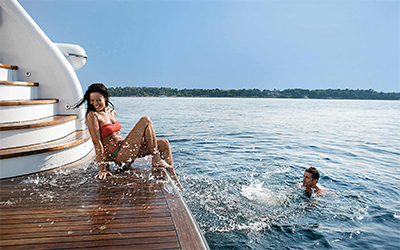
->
296;167;327;196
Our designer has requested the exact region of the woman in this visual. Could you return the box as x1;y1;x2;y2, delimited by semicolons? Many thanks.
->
75;83;173;179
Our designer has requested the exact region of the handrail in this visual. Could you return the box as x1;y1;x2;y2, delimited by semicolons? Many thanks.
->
65;53;88;59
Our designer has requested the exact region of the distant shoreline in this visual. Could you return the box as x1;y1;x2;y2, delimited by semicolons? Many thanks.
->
108;87;399;100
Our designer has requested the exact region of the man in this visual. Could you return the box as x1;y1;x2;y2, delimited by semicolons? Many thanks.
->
296;167;327;196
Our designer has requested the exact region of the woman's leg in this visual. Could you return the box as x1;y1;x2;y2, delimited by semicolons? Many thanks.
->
137;138;173;166
157;138;183;189
133;136;183;189
115;116;170;167
157;139;173;166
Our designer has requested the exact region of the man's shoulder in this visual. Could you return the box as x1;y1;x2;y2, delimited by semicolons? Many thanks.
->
315;184;331;196
295;183;303;188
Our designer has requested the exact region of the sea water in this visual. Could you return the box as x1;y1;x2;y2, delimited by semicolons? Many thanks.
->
111;97;400;250
12;97;399;249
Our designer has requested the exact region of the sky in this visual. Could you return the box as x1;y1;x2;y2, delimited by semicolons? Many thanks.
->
18;0;399;92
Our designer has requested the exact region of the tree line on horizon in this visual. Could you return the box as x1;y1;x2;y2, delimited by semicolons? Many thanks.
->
107;87;399;100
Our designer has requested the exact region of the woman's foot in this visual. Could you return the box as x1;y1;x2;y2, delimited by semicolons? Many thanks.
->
152;151;173;169
153;158;173;169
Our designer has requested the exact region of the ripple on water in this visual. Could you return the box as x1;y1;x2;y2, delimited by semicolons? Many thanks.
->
182;161;389;249
110;97;400;250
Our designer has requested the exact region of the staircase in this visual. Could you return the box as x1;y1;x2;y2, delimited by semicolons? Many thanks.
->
0;63;93;179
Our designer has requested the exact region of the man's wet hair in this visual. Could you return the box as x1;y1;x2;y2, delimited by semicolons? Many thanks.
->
305;167;320;181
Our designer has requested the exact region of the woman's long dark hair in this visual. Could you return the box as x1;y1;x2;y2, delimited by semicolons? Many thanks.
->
74;83;114;116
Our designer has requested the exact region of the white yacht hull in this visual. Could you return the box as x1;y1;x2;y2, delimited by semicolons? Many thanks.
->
0;0;93;179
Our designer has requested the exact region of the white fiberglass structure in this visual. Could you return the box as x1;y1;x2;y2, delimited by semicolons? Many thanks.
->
0;0;93;178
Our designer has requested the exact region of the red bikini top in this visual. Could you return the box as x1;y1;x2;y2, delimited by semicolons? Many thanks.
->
100;121;121;138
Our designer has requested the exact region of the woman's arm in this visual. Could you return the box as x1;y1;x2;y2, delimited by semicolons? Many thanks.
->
109;108;117;120
86;112;112;179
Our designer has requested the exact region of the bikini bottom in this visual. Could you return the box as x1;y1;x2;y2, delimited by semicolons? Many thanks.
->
108;140;123;162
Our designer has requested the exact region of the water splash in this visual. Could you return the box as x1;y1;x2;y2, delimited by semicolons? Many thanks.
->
0;199;19;206
21;175;47;185
241;173;288;206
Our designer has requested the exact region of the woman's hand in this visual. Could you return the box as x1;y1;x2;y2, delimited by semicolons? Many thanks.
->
95;170;113;180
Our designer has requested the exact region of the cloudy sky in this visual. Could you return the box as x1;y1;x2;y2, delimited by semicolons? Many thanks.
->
19;0;399;92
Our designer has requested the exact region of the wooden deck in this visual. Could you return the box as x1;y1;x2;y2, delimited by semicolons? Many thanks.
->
0;63;18;70
0;115;78;131
0;163;208;249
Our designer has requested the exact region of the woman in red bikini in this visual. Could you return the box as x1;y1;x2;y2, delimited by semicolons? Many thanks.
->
76;83;173;179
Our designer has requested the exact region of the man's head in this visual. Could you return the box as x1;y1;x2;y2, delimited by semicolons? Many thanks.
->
302;167;319;189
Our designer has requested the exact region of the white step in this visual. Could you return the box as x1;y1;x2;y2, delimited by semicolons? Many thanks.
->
0;115;77;150
0;99;58;123
0;81;38;100
0;130;93;179
0;63;17;81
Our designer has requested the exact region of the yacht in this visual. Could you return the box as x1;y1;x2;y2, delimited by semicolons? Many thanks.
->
0;1;209;249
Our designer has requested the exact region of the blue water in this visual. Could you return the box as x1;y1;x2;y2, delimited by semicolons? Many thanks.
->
112;97;400;249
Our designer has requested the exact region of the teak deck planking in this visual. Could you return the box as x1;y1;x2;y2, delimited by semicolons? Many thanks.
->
0;81;38;86
0;165;208;250
0;115;78;131
0;63;18;70
0;99;58;106
0;130;91;160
